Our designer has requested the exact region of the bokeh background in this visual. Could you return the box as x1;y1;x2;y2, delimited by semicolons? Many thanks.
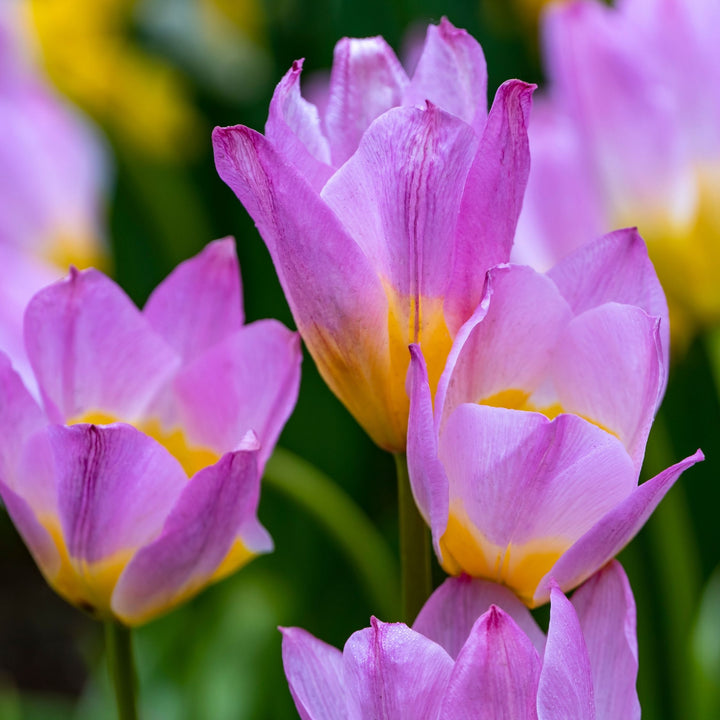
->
1;0;719;718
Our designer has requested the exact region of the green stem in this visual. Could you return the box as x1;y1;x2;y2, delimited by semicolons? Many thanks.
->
264;447;400;619
394;453;432;624
105;622;138;720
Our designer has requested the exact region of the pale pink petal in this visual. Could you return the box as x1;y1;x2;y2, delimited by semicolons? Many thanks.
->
112;444;264;625
144;237;244;363
406;344;450;553
24;268;179;423
444;80;534;331
552;303;663;467
571;561;640;720
173;319;301;468
439;266;572;426
439;606;540;720
265;60;333;191
438;406;636;551
344;618;453;720
537;583;595;720
51;423;186;564
281;626;347;720
321;103;478;300
535;450;703;603
547;228;670;370
324;36;409;165
404;18;487;132
414;575;545;659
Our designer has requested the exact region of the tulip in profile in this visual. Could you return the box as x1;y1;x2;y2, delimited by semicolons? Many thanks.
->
282;561;641;718
407;231;702;605
0;239;301;625
214;18;533;451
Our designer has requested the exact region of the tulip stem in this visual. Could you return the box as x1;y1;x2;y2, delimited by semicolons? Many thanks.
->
264;447;400;619
395;452;432;623
105;622;138;720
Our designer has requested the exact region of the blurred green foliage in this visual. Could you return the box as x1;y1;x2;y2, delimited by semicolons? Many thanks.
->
1;1;719;718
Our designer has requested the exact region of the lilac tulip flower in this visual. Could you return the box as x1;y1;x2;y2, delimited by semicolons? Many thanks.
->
282;561;640;719
406;232;702;605
514;0;720;343
0;239;301;625
213;18;534;451
0;2;108;270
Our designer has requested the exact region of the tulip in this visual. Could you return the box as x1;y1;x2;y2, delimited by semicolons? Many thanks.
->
213;18;534;451
282;560;641;719
514;0;720;345
406;231;702;605
0;239;301;624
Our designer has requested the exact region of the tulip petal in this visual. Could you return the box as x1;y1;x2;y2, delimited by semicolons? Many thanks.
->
144;237;244;363
535;450;703;603
344;618;453;720
438;406;636;597
407;344;450;554
213;125;395;447
321;103;478;301
439;266;572;426
445;80;534;330
414;575;545;659
112;444;263;625
547;228;670;369
324;36;409;165
51;423;186;565
24;268;179;423
552;303;663;467
571;561;640;720
173;319;302;468
537;583;595;720
265;60;334;191
404;18;487;131
281;626;347;720
440;606;541;720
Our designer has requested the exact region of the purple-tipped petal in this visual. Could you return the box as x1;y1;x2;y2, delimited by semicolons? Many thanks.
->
537;583;596;720
51;423;186;565
572;561;640;720
324;36;409;165
344;618;453;720
321;104;478;301
548;228;670;370
445;80;534;330
404;18;488;131
173;319;302;469
407;344;450;554
24;268;179;423
265;60;334;191
414;575;545;659
439;606;541;720
552;303;663;467
281;626;347;720
112;445;263;625
535;450;703;603
144;237;244;363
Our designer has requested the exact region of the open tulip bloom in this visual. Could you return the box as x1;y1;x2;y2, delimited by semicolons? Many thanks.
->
0;239;302;625
407;229;703;605
213;18;534;451
514;0;720;343
282;561;640;719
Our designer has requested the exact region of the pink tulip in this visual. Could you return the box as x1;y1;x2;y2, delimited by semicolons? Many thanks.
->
0;239;301;625
282;561;640;719
406;231;701;605
213;18;534;451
